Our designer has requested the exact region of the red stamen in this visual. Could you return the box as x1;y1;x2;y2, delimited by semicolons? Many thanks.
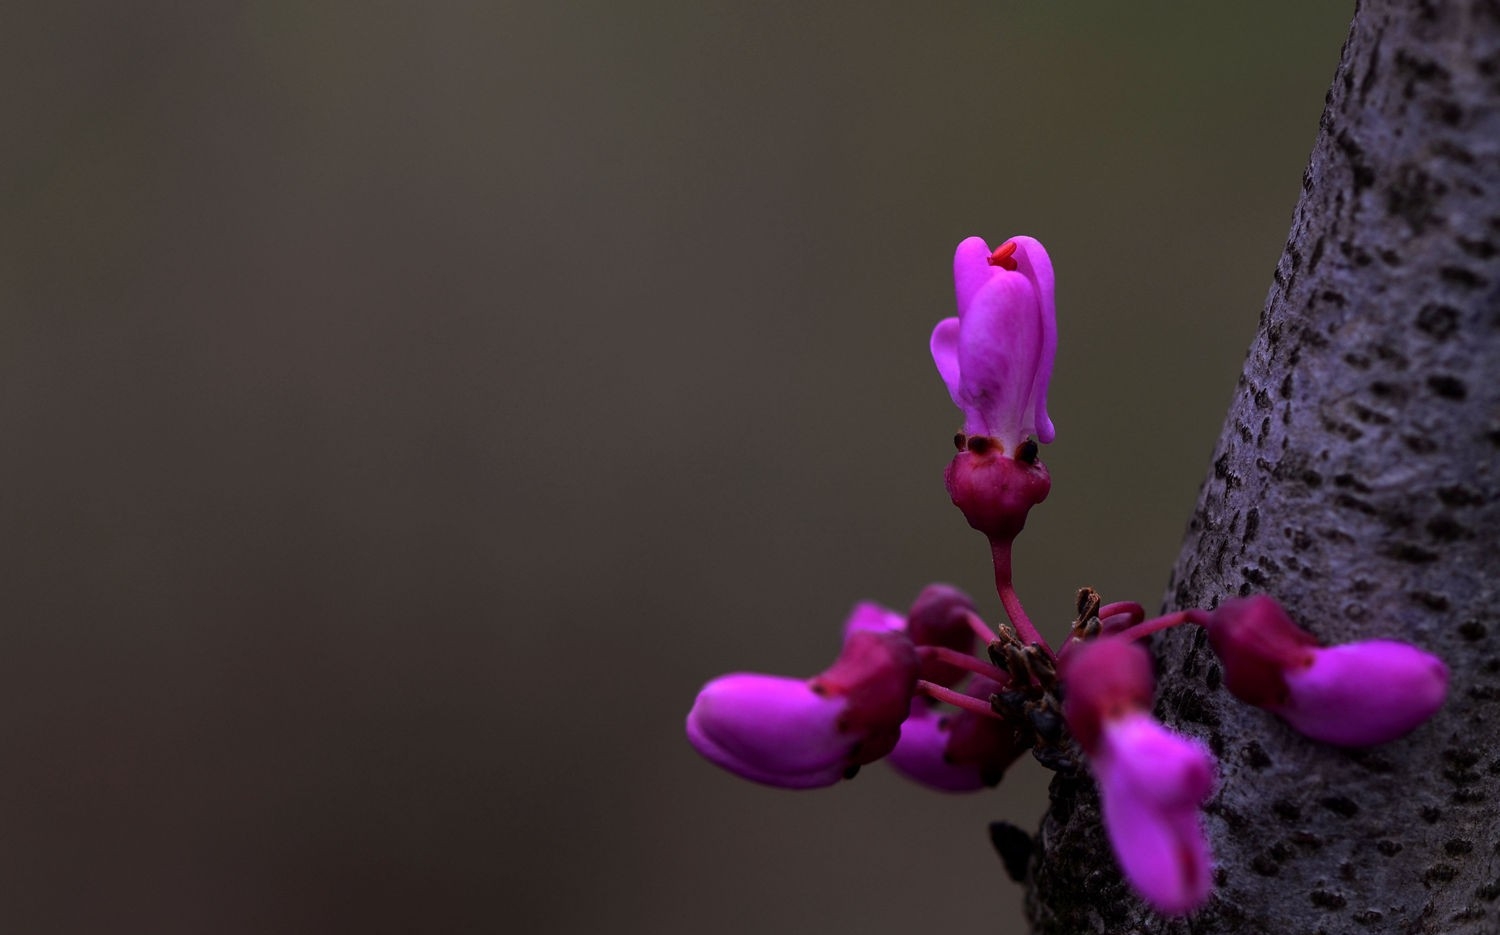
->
987;241;1019;271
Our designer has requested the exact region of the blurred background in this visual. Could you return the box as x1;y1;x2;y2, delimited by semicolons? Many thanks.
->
1;3;1352;933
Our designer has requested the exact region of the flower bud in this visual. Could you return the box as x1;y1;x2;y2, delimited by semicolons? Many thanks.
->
906;583;980;686
1278;641;1448;746
1060;638;1214;916
1206;596;1448;747
1094;712;1215;917
686;629;919;789
886;677;1028;792
930;236;1057;452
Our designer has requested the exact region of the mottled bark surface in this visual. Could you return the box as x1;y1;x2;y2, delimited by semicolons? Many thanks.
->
1028;2;1500;933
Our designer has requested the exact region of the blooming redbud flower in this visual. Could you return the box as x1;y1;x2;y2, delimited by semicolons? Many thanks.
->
931;236;1056;544
686;626;919;789
1061;638;1214;917
886;677;1028;792
930;236;1057;453
1205;596;1448;747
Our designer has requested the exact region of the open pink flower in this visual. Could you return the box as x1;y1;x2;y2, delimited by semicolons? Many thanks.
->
686;626;918;789
1206;596;1448;747
1061;638;1214;917
930;236;1057;454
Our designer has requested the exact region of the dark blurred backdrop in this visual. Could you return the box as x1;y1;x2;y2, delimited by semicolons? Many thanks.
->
1;3;1351;933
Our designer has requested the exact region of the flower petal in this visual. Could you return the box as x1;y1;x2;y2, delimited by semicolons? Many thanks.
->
686;673;849;789
1096;713;1214;916
842;601;906;638
1277;641;1449;747
886;702;990;792
957;273;1043;444
953;236;998;316
930;317;963;407
1007;236;1057;444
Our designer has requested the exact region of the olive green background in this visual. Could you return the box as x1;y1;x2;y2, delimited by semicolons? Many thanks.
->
1;3;1352;932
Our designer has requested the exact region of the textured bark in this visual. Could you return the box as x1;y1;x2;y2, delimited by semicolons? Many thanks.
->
1028;2;1500;933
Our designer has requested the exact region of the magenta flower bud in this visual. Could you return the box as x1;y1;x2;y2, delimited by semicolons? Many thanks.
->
686;629;919;789
685;674;853;789
930;235;1057;454
1060;637;1215;915
906;584;980;686
1058;637;1156;756
1205;596;1449;747
1277;641;1448;747
887;677;1028;792
1093;712;1215;917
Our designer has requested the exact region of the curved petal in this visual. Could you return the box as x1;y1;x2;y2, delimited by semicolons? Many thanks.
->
1277;641;1448;747
886;703;989;792
1102;714;1215;809
842;600;906;639
1007;236;1057;444
953;236;998;316
1095;714;1214;916
686;673;850;789
930;317;964;407
957;273;1043;445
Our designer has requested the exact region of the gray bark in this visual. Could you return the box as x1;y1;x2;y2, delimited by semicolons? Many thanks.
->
1027;2;1500;932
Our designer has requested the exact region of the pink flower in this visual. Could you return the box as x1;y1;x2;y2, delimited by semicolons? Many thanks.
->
1061;638;1214;917
1278;641;1449;746
1205;596;1448;747
930;236;1057;454
1093;712;1215;916
886;677;1028;792
686;673;855;788
686;628;919;789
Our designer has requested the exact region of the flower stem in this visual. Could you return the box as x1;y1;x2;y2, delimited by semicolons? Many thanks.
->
1112;608;1212;643
1097;601;1145;627
915;680;1008;720
990;539;1052;655
917;646;1012;686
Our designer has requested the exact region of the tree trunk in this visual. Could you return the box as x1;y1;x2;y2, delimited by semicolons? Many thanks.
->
1027;2;1500;932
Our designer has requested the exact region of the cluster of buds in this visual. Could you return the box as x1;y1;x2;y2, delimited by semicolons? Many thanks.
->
686;587;1032;793
685;235;1450;918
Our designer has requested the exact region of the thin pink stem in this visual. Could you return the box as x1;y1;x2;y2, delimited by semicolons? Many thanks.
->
1112;608;1212;643
1097;601;1144;626
991;539;1052;655
916;680;1008;720
918;646;1012;686
999;584;1050;654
